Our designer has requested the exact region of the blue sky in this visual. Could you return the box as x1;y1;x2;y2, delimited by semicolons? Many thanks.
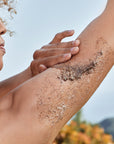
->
0;0;114;123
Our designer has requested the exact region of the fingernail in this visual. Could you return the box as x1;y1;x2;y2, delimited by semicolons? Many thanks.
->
75;39;80;45
71;47;79;54
63;53;71;59
39;64;47;70
68;30;74;32
68;30;75;33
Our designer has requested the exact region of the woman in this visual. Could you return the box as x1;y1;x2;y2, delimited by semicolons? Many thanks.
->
0;0;114;144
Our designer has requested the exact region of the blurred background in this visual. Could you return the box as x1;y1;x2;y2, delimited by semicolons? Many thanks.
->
0;0;114;143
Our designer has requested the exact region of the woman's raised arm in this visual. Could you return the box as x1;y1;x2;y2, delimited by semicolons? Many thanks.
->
0;1;114;144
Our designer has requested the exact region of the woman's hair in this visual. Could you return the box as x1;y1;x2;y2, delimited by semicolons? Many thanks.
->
0;0;16;14
0;0;17;36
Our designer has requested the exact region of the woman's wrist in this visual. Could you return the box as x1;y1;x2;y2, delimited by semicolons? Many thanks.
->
25;66;33;79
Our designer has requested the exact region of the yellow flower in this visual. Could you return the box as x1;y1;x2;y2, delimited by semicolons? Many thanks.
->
69;131;78;142
102;134;113;143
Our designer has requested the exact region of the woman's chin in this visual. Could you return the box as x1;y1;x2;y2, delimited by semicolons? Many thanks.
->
0;58;3;70
0;64;3;70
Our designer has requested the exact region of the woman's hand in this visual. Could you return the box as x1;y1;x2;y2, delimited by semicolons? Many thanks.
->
30;30;80;76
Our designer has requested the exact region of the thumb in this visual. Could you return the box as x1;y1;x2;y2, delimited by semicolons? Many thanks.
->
39;64;47;73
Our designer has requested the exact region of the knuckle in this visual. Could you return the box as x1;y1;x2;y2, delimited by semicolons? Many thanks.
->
55;33;59;38
31;60;40;70
61;32;65;37
54;31;66;40
30;60;35;71
30;60;39;76
41;45;47;49
31;60;36;68
33;50;40;59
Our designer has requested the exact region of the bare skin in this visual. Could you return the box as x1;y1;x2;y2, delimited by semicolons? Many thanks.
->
0;30;80;98
0;0;114;144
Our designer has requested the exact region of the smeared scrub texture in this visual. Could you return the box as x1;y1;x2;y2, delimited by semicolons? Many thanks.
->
57;61;97;81
56;38;107;82
36;101;67;125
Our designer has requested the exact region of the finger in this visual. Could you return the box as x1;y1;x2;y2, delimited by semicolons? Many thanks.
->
34;47;79;59
39;64;47;73
31;53;72;76
39;53;72;67
42;39;80;49
50;30;75;44
30;61;47;76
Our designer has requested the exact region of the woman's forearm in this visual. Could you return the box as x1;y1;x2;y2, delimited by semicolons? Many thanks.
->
0;67;32;98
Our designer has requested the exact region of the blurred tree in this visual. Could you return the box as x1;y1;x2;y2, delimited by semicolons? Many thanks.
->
54;110;114;144
53;120;114;144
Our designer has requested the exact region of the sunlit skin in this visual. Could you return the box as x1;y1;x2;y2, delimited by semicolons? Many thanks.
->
0;0;114;144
